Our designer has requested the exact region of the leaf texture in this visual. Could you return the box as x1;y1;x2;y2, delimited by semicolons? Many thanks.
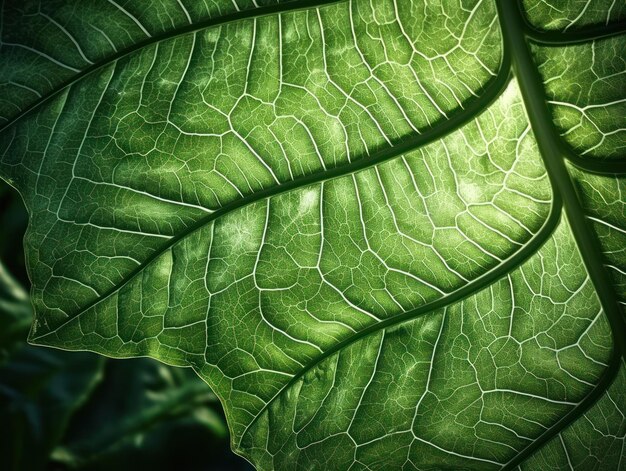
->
531;37;625;160
0;0;624;469
517;359;626;471
521;0;626;32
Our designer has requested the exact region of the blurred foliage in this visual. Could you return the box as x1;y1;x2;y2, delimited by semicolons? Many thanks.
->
0;182;252;471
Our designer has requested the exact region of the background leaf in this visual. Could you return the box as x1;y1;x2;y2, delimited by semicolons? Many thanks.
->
0;257;105;471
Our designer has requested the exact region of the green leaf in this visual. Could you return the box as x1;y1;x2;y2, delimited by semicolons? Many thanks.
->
0;0;624;469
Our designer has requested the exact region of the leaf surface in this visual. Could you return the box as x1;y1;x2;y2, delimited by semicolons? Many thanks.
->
0;0;624;469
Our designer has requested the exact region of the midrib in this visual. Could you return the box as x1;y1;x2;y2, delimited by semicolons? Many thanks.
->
497;0;625;469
